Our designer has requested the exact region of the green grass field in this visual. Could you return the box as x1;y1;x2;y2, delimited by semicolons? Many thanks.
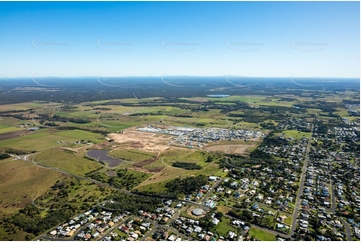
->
0;102;44;112
0;159;63;216
0;129;104;151
248;227;276;241
90;168;151;190
0;126;23;134
35;150;103;176
136;159;221;190
206;95;266;103
282;130;311;140
215;217;236;237
110;149;157;162
55;130;103;141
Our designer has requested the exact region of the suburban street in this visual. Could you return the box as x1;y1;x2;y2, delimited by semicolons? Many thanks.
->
290;125;313;237
340;218;352;241
200;178;223;203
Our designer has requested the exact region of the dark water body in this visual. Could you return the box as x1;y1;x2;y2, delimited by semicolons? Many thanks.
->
87;150;122;167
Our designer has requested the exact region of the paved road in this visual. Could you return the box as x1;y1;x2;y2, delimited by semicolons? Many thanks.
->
329;179;336;214
339;218;352;241
200;178;223;204
290;125;313;237
141;225;157;241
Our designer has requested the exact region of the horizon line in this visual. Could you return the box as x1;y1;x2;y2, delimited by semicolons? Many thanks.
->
0;75;360;79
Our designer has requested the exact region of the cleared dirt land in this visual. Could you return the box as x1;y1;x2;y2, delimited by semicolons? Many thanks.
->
108;129;173;153
0;130;32;141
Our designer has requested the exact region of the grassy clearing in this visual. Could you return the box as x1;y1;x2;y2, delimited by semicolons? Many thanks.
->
0;102;44;111
333;107;351;117
55;111;97;119
255;97;294;107
90;168;151;190
110;149;157;162
217;205;231;214
258;203;292;224
35;150;102;176
137;159;221;191
282;130;311;140
0;126;23;134
136;166;190;188
34;177;115;212
0;129;105;151
215;217;236;237
215;102;236;105
161;149;209;166
0;117;28;127
248;227;276;241
114;229;128;239
55;130;103;141
142;157;166;171
134;180;168;193
206;95;266;103
0;226;30;241
0;159;63;215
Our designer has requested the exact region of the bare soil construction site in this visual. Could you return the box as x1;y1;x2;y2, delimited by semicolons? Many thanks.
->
108;128;173;153
108;127;258;156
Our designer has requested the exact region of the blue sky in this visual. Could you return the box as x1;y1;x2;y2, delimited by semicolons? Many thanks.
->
0;1;359;78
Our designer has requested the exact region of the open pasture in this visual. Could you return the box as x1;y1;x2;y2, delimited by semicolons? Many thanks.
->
0;129;104;151
34;149;103;176
282;130;311;140
0;159;63;215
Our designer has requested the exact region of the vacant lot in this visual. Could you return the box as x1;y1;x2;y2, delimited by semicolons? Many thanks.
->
249;227;276;241
108;129;173;153
282;130;311;140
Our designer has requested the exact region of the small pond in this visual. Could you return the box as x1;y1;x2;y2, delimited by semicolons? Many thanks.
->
87;150;122;167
